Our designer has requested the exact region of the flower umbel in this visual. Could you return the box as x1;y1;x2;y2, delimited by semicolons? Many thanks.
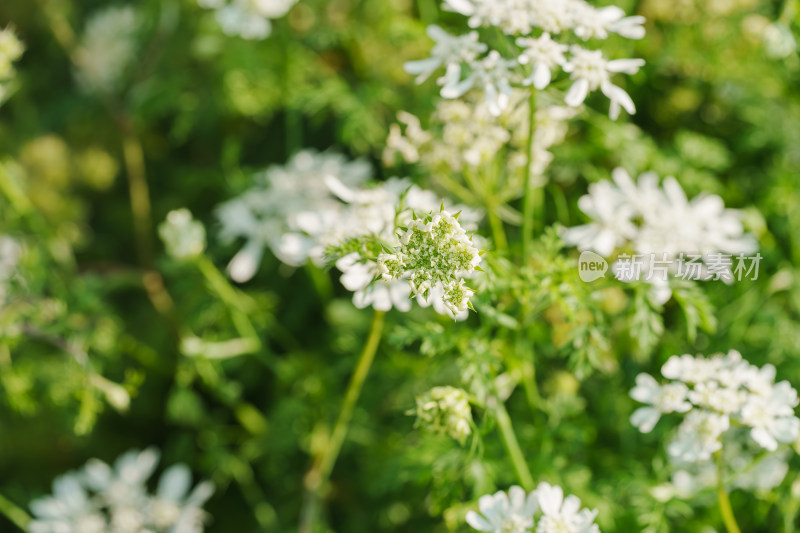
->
630;350;800;462
413;386;473;444
377;208;482;317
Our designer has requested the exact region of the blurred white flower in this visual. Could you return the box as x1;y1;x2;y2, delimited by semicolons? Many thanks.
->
440;50;516;116
29;449;214;533
563;168;757;302
536;482;599;533
198;0;298;40
516;33;568;90
216;149;371;280
466;485;538;533
404;25;487;84
159;209;207;260
630;373;691;433
563;47;644;120
667;410;730;462
631;350;800;464
74;6;140;94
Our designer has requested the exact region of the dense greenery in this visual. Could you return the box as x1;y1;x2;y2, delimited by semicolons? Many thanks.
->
1;0;800;532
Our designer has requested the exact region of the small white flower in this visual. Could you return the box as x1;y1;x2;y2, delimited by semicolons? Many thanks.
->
74;6;140;94
571;5;646;40
199;0;298;40
740;381;800;451
630;374;691;433
535;482;599;533
667;410;730;462
466;485;538;533
159;209;207;260
516;33;568;90
29;449;214;533
439;50;516;116
404;25;487;84
563;46;644;120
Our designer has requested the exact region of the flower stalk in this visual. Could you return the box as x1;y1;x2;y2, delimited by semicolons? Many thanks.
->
521;88;538;261
300;309;386;531
716;449;742;533
489;395;535;491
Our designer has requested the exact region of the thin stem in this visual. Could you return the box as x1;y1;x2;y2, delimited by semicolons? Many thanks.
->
120;130;154;268
715;450;741;533
487;205;508;252
299;309;386;532
490;395;535;491
195;255;260;343
0;493;32;531
521;89;538;261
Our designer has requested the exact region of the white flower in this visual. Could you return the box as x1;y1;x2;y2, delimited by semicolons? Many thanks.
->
439;50;516;116
571;5;646;40
29;449;214;533
336;253;412;312
630;373;691;433
216;150;371;280
633;350;800;464
377;209;482;316
740;381;800;451
159;209;207;260
516;33;568;90
564;168;757;302
667;410;730;462
466;486;538;533
535;482;599;533
199;0;298;40
29;474;107;533
561;179;637;256
563;46;644;119
74;6;140;94
150;464;215;533
404;25;487;84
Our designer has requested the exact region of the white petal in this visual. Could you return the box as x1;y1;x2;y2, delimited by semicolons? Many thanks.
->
565;79;589;107
533;64;551;90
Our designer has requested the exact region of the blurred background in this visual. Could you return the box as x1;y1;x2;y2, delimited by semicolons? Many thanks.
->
1;0;800;531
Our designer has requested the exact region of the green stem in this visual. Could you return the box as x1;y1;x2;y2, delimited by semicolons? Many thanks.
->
488;205;508;252
299;309;386;531
195;255;260;343
490;396;535;491
0;493;31;531
521;89;538;261
716;450;741;533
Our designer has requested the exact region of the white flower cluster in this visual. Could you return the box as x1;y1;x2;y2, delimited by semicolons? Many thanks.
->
159;209;207;261
652;441;790;502
74;6;140;94
630;350;800;463
197;0;298;40
563;168;756;303
28;448;214;533
216;150;481;315
384;91;577;186
216;149;371;280
413;386;473;444
405;0;645;119
466;483;599;533
377;209;482;317
0;27;24;105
